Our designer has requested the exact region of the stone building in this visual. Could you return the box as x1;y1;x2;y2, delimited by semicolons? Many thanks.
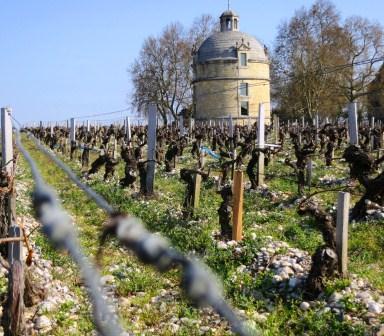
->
192;9;271;121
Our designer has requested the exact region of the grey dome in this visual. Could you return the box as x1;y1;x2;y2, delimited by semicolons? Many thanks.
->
196;31;268;64
220;10;239;17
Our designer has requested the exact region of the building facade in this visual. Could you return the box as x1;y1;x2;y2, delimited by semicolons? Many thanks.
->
192;10;271;121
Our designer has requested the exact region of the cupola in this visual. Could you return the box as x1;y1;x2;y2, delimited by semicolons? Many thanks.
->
220;10;239;32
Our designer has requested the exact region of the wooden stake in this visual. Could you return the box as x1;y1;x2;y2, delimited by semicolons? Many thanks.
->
232;170;244;241
306;158;312;189
193;174;202;210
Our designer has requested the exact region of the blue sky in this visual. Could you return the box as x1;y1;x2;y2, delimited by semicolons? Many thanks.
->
1;0;384;123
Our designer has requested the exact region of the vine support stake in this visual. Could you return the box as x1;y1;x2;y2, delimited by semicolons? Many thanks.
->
336;192;350;277
1;107;25;335
232;170;244;241
192;174;202;211
257;103;265;186
146;104;157;195
348;102;359;146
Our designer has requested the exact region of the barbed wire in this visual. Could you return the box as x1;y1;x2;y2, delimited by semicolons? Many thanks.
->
28;135;115;215
15;130;125;336
99;215;251;336
17;129;253;336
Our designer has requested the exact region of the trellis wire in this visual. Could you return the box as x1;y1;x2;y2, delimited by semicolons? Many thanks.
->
30;135;114;214
17;130;253;336
15;131;124;336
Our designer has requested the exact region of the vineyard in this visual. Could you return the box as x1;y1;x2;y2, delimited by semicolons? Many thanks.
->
0;106;384;336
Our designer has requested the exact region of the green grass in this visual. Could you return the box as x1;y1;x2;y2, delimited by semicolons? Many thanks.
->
13;135;384;335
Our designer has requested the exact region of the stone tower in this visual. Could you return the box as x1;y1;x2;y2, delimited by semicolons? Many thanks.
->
192;9;271;121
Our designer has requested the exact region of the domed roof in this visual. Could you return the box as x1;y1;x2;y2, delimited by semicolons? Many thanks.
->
196;31;268;64
220;10;239;17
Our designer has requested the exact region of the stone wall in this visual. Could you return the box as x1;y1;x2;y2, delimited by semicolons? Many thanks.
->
193;60;271;123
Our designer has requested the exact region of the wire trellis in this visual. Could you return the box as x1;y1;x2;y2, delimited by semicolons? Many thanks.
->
15;129;253;336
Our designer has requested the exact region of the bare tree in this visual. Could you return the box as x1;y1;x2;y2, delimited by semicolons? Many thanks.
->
272;0;384;119
188;14;219;53
272;0;346;119
336;17;384;103
130;23;190;124
367;64;384;118
129;15;218;124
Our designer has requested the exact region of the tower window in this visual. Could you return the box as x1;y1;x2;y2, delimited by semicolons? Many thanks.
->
234;19;238;30
226;18;231;30
240;53;247;66
239;83;248;96
241;101;249;116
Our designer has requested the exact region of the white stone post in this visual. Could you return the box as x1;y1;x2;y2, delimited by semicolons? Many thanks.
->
146;104;157;195
257;103;265;186
2;107;21;263
70;118;76;142
348;102;359;145
336;192;350;277
274;114;279;144
1;107;14;175
125;117;131;143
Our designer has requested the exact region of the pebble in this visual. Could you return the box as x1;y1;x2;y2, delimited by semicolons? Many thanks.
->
319;307;331;315
200;326;211;332
159;302;167;313
292;264;303;273
169;323;180;333
253;312;268;323
39;300;56;313
227;240;237;247
367;301;382;314
34;315;51;330
288;277;298;288
237;265;247;273
217;241;228;250
356;291;372;303
277;266;294;276
328;292;343;303
272;275;282;283
300;302;310;311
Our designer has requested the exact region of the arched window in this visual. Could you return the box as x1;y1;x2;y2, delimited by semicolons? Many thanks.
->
226;18;231;30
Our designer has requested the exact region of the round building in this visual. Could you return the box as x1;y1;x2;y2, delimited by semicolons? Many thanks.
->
192;9;271;122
